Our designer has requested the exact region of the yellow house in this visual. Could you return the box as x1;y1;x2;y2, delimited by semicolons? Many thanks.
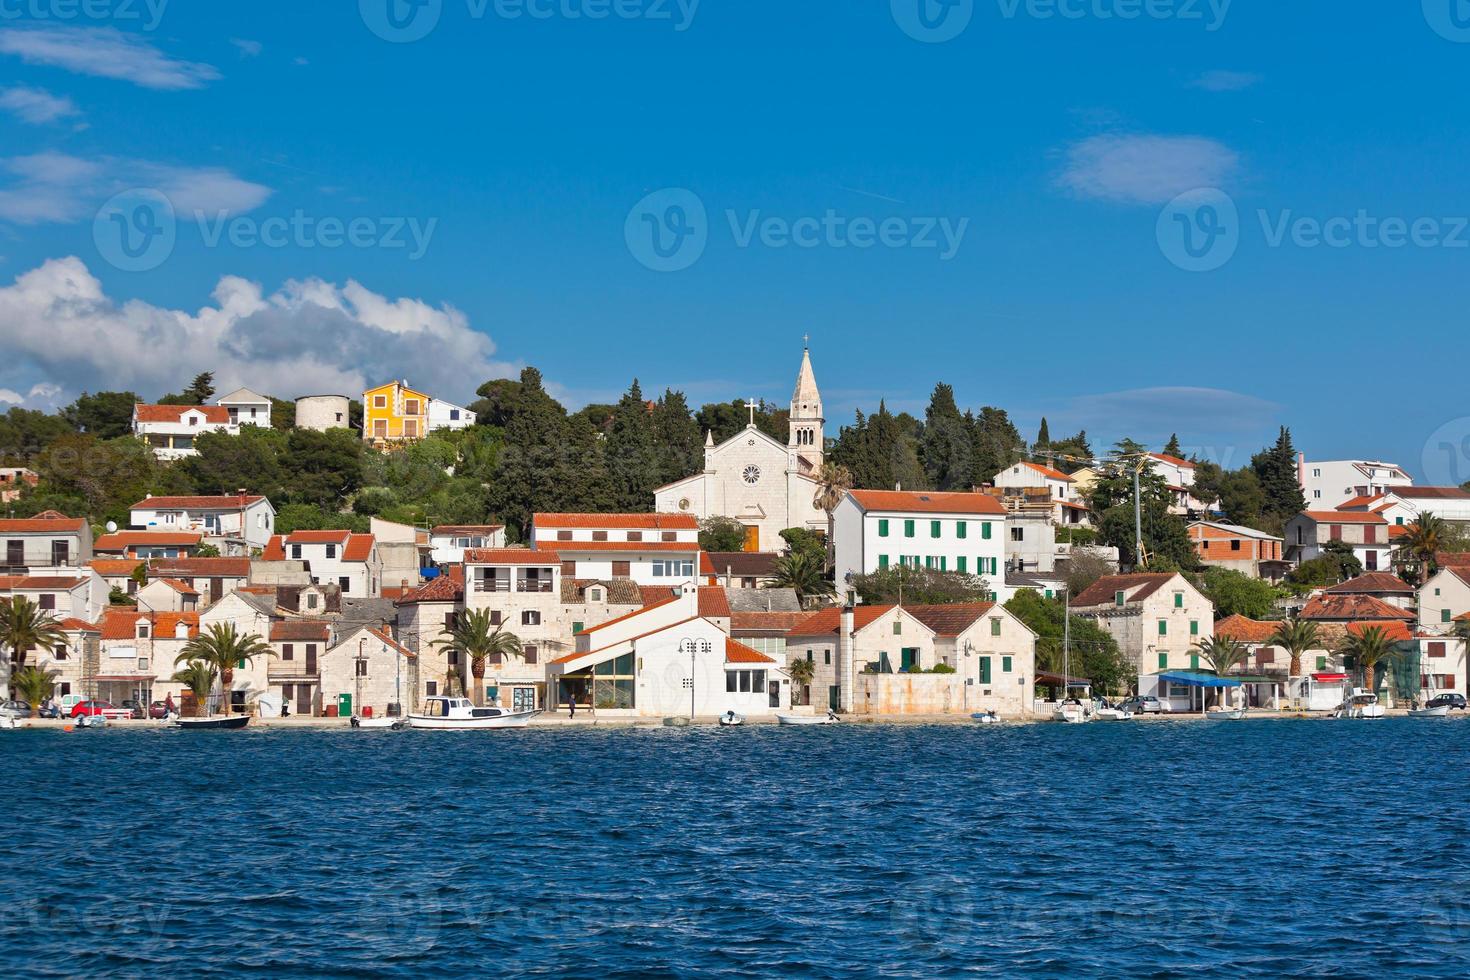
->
363;380;431;447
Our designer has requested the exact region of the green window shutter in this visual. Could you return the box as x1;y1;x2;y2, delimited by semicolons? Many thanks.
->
893;620;902;635
957;521;967;539
981;522;992;539
572;621;584;634
1316;655;1327;671
990;618;1001;637
1158;652;1168;669
931;520;941;538
979;657;992;683
924;556;934;570
877;554;889;570
878;519;889;537
1443;609;1452;623
1115;591;1125;606
1190;654;1199;670
1044;589;1053;599
939;556;947;571
904;520;915;537
1174;593;1183;608
1158;620;1168;636
1190;620;1199;636
1002;655;1012;673
956;557;967;573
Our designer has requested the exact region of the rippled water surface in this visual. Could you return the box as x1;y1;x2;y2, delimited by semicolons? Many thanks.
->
4;719;1470;977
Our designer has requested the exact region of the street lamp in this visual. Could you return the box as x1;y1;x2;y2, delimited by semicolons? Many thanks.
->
354;636;366;721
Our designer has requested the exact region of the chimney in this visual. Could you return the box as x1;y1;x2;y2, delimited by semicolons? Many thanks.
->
837;603;856;714
895;482;902;492
725;564;732;589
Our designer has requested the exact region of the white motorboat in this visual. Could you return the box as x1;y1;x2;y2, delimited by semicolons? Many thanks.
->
0;716;16;730
1206;708;1246;720
1053;700;1089;724
777;711;839;726
717;711;745;727
971;711;1002;725
1409;704;1451;718
352;715;407;730
1093;707;1134;721
1334;689;1386;719
407;697;540;730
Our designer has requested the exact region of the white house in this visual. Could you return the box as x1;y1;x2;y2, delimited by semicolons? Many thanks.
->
1284;510;1393;572
1419;567;1470;632
131;404;236;459
429;524;505;565
320;626;418;719
1146;453;1212;515
1298;456;1413;510
546;590;789;719
216;387;272;428
428;398;476;433
1069;572;1215;708
0;569;109;624
833;489;1009;604
295;395;352;432
531;513;702;587
1338;487;1470;528
0;511;92;571
262;530;382;597
991;461;1090;526
130;494;277;553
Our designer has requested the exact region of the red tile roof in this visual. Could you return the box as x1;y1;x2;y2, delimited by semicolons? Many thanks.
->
463;548;560;565
149;557;251;577
730;611;814;634
1300;594;1414;622
271;619;331;642
430;524;503;536
1071;573;1178;608
534;513;699;529
1395;487;1470;500
285;529;352;543
1324;572;1413;595
98;609;199;641
1337;493;1389;510
369;627;416;660
95;531;203;550
725;637;776;664
0;514;87;533
58;617;100;633
1301;511;1387;525
1214;614;1282;644
1437;552;1470;568
342;534;375;561
3;576;85;590
546;540;698;553
1345;620;1412;642
155;578;199;595
1019;461;1073;482
577;593;683;635
698;586;731;619
396;567;464;604
847;489;1006;516
131;494;266;510
788;605;897;636
134;404;231;424
89;559;145;576
1150;453;1196;469
904;602;1000;637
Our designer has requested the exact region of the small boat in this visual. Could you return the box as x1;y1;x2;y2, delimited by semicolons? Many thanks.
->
777;711;839;726
971;711;1002;725
1334;689;1386;720
1094;707;1134;721
1053;699;1089;724
1409;704;1451;718
175;715;250;730
1206;708;1246;720
76;714;107;729
663;716;691;728
407;697;539;730
351;715;407;730
0;716;16;730
718;711;745;727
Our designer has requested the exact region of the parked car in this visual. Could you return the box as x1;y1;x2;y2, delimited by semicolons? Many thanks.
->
70;700;133;721
0;699;31;719
58;694;85;716
1118;695;1165;715
120;699;146;719
148;701;172;719
1426;693;1468;711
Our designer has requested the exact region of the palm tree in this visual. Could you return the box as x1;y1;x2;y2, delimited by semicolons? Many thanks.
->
1340;625;1400;695
787;656;815;706
175;623;272;716
170;660;218;715
437;608;524;706
768;550;835;606
1195;636;1250;706
12;666;59;717
1399;512;1447;584
0;596;67;699
1267;618;1322;678
811;462;853;572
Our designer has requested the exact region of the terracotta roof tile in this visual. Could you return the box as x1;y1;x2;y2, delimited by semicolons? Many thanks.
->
89;559;145;576
577;593;683;635
848;489;1006;516
788;605;896;636
1300;594;1414;622
547;540;698;553
1345;620;1413;642
148;557;251;577
156;578;199;595
131;494;266;510
98;609;199;641
134;404;231;424
904;602;1000;637
95;531;203;550
464;548;560;565
725;637;776;664
58;617;100;632
1019;461;1073;482
1071;573;1178;608
430;524;503;536
1324;572;1413;595
396;567;464;604
0;515;87;533
342;534;375;561
271;619;331;642
698;586;731;619
1150;453;1196;469
1213;614;1282;644
1300;511;1388;525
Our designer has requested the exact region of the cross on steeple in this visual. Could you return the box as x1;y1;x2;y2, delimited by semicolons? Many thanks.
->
745;398;759;427
802;333;809;349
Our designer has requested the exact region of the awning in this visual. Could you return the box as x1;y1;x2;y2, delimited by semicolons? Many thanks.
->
1311;672;1348;682
1156;671;1241;689
1036;671;1091;688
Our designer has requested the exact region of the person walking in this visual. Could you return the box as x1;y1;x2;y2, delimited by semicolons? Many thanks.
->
568;688;576;719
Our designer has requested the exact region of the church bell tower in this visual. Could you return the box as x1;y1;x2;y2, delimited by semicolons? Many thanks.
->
788;341;825;472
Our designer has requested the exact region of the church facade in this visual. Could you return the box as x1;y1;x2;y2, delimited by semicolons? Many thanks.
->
653;348;829;553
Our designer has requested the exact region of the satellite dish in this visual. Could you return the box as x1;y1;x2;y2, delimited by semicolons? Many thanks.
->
105;521;118;533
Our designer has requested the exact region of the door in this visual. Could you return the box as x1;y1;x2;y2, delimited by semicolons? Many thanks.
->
6;541;21;566
305;645;318;674
768;681;780;708
51;540;69;564
512;687;535;712
901;648;919;672
743;525;760;552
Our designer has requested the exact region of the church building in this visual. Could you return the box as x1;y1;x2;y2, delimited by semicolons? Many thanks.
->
653;347;829;552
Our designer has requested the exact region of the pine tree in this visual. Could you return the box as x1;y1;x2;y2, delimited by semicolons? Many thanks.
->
1251;426;1306;524
651;389;702;488
970;407;1023;487
604;379;658;511
1035;417;1051;451
921;383;971;490
488;367;575;539
1162;433;1183;458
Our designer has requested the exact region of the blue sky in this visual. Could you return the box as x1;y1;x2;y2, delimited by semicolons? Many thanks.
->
2;1;1469;480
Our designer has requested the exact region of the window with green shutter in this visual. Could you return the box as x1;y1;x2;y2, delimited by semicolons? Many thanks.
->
956;557;967;573
957;521;967;539
878;519;889;537
981;522;992;539
1115;591;1125;606
877;554;889;570
979;657;992;683
1158;620;1168;636
931;520;941;538
904;519;915;538
1190;620;1199;636
1158;652;1168;669
1174;592;1184;608
1316;655;1327;671
990;618;1001;636
1002;655;1012;673
1190;654;1199;670
572;621;584;634
924;556;934;570
1443;609;1452;623
939;557;947;571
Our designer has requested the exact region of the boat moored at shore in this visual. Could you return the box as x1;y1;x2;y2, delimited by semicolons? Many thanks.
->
407;697;540;730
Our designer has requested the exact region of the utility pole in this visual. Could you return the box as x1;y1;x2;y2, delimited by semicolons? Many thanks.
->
1133;461;1145;571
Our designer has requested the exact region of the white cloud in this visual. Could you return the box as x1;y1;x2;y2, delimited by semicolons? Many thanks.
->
1058;134;1240;206
0;257;518;406
0;26;219;90
1189;70;1262;93
230;38;262;58
0;85;81;124
0;152;271;225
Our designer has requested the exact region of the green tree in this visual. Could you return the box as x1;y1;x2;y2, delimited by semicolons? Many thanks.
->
1339;625;1399;694
779;527;827;566
787;656;815;706
1;596;67;697
194;543;221;558
1033;417;1051;453
437;608;524;705
699;516;749;553
1003;589;1132;693
767;550;834;604
61;391;140;440
1194;636;1249;705
268;397;296;431
849;566;992;605
12;665;59;716
175;623;273;715
1162;433;1184;458
1252;427;1306;525
651;389;702;488
1398;513;1448;584
282;428;364;509
182;426;287;499
1268;618;1322;678
0;407;74;461
604;380;659;511
969;406;1023;487
274;503;368;535
1199;567;1284;619
170;660;217;712
921;383;971;491
812;461;853;570
1288;540;1362;587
